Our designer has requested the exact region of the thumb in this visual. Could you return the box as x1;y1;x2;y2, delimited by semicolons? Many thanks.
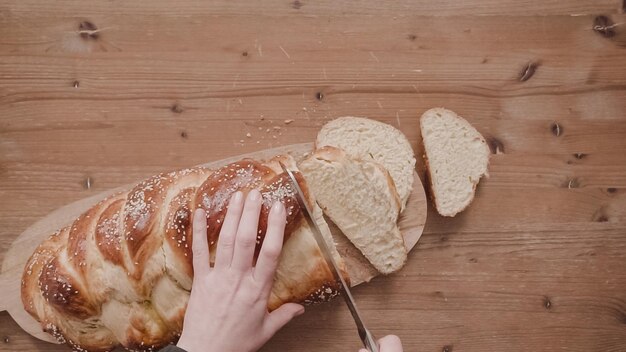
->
265;303;305;336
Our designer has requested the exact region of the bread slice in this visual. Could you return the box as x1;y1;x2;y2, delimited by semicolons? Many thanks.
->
420;108;490;217
299;146;407;274
316;117;416;211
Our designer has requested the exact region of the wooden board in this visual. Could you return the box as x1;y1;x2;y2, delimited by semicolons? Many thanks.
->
0;142;427;344
1;0;626;351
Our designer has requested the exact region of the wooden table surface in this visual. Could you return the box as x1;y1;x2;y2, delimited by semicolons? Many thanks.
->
1;1;625;351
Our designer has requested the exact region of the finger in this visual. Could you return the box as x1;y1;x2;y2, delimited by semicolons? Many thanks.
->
231;189;263;271
214;191;244;268
191;209;211;278
264;303;305;337
379;335;403;351
254;201;286;286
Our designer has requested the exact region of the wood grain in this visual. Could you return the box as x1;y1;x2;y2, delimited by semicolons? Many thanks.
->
0;0;622;17
1;0;626;351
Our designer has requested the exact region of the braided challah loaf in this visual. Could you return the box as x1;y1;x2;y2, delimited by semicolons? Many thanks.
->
21;154;348;352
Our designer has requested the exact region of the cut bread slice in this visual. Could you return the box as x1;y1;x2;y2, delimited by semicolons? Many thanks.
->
316;117;416;211
265;155;350;292
420;108;490;217
299;146;407;274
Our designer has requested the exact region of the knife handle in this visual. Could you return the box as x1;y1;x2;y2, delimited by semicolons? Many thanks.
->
363;329;379;352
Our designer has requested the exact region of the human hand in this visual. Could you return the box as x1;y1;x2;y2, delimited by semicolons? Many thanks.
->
359;335;403;352
177;189;305;352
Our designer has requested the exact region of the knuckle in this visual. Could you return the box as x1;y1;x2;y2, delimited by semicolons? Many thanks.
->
262;245;281;261
192;248;206;259
237;287;259;305
237;232;257;248
218;236;235;250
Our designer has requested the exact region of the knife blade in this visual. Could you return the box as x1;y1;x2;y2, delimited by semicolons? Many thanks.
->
278;161;379;352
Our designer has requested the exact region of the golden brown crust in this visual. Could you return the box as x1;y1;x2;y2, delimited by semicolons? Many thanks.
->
422;153;438;207
123;173;173;276
95;197;126;267
38;255;97;319
21;155;347;352
22;228;67;319
163;187;196;277
194;159;304;262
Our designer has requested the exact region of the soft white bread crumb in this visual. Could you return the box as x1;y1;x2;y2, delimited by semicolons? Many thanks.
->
420;108;490;217
316;117;416;211
299;146;407;274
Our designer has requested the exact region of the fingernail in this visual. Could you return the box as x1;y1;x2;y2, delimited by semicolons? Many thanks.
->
249;189;261;201
232;191;243;203
296;306;305;316
272;201;285;214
